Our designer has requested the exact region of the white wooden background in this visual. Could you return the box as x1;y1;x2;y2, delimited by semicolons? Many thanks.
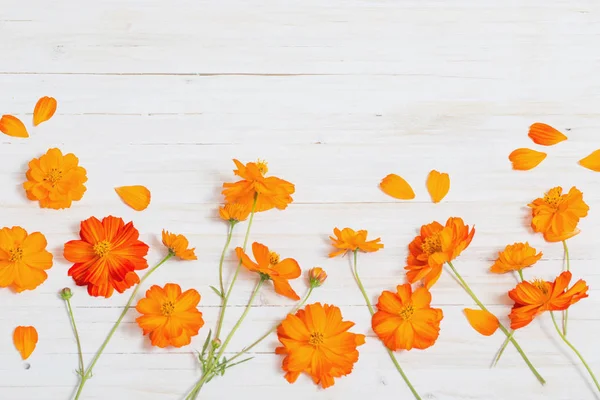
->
1;1;599;399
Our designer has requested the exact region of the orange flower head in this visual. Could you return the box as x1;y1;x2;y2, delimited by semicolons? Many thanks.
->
405;217;475;288
23;148;88;209
508;271;588;329
329;227;383;258
222;159;295;212
308;267;327;287
490;242;542;274
0;226;53;292
162;230;197;260
236;242;301;300
135;283;204;348
64;216;149;298
276;302;365;389
372;284;443;351
218;202;251;223
528;186;589;242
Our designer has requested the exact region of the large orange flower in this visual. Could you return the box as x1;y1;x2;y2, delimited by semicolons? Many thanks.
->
236;242;301;300
405;217;475;288
490;242;542;274
508;271;588;329
528;186;589;242
328;227;383;258
23;148;88;209
64;216;149;298
0;226;53;292
276;303;365;389
222;159;295;212
372;284;443;351
135;283;204;348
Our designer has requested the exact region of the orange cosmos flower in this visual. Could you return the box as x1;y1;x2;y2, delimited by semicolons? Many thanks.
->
135;283;204;348
0;226;53;292
162;230;197;260
222;159;295;212
405;217;475;288
308;267;327;287
372;284;443;351
528;186;589;242
23;148;87;209
64;216;149;298
328;227;383;258
236;242;301;300
490;242;542;274
218;202;251;222
276;302;365;389
508;271;588;330
13;326;38;360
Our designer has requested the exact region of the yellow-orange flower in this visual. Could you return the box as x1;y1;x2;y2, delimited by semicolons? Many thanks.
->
276;303;365;389
329;227;383;258
23;148;87;209
13;326;38;360
528;186;589;242
308;267;327;287
490;242;542;274
509;271;588;329
0;226;53;292
162;230;197;260
222;159;295;212
135;283;204;348
218;202;251;222
372;284;443;351
405;217;475;288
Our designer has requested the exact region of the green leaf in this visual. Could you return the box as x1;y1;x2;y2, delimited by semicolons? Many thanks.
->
209;286;223;298
200;329;212;359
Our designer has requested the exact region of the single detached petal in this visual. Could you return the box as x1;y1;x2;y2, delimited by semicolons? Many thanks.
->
380;173;415;200
115;185;151;211
528;123;567;146
13;326;38;360
426;170;450;203
33;96;58;126
509;148;547;171
464;308;499;336
579;150;600;172
0;115;29;138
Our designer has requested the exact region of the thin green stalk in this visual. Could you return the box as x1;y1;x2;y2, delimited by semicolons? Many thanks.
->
65;298;84;375
562;240;570;336
446;261;546;385
551;312;600;392
352;250;422;400
219;222;235;296
518;269;524;282
73;253;173;400
495;270;523;366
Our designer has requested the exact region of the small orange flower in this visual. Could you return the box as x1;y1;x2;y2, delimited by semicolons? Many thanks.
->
528;186;589;242
405;217;475;288
509;148;547;171
0;226;53;292
236;242;301;300
33;96;58;126
115;185;151;211
64;216;149;298
308;267;327;287
276;302;365;389
23;148;88;209
135;283;204;348
463;309;500;336
372;284;443;351
528;123;568;146
218;202;251;222
222;159;295;212
490;242;542;274
508;271;588;329
162;230;197;260
13;326;38;360
329;227;383;258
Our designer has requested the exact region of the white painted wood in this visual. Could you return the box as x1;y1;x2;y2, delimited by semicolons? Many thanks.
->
1;1;599;399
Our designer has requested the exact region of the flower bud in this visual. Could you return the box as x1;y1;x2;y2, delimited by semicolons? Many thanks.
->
60;287;73;300
309;267;327;288
212;338;222;349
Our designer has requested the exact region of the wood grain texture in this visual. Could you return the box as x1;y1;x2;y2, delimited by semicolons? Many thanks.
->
1;1;599;399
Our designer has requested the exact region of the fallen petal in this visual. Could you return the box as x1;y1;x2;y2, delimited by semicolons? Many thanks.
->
579;150;600;172
464;309;499;336
426;170;450;203
0;115;29;138
13;326;38;360
379;174;415;200
528;123;567;146
33;96;58;126
509;148;547;170
115;185;151;211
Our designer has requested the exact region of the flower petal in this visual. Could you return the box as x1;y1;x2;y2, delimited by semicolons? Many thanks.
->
379;174;415;200
426;170;450;203
463;308;499;336
528;123;567;146
579;150;600;172
509;148;547;171
33;96;57;126
13;326;38;360
115;185;151;211
0;115;29;138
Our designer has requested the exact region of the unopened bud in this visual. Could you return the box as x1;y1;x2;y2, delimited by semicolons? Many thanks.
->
60;287;73;300
309;267;327;288
212;338;222;349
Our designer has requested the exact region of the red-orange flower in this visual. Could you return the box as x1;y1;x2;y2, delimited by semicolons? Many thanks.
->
372;284;443;351
329;227;383;258
405;217;475;288
236;242;301;300
135;283;204;348
64;216;149;298
162;230;197;260
508;271;588;329
276;303;365;389
528;186;589;242
222;159;295;212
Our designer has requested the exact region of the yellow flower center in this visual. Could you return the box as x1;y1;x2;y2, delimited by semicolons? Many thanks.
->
9;247;24;262
269;251;280;265
398;304;414;321
44;168;63;187
532;279;549;295
161;301;175;316
308;332;324;347
544;187;563;209
422;232;443;255
93;240;112;257
256;159;269;175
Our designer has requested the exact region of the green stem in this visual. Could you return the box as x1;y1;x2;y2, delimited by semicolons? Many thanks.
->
446;261;546;385
65;298;85;375
73;253;173;400
551;312;600;392
492;331;513;367
562;240;570;336
352;250;422;400
219;222;235;296
517;269;524;282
